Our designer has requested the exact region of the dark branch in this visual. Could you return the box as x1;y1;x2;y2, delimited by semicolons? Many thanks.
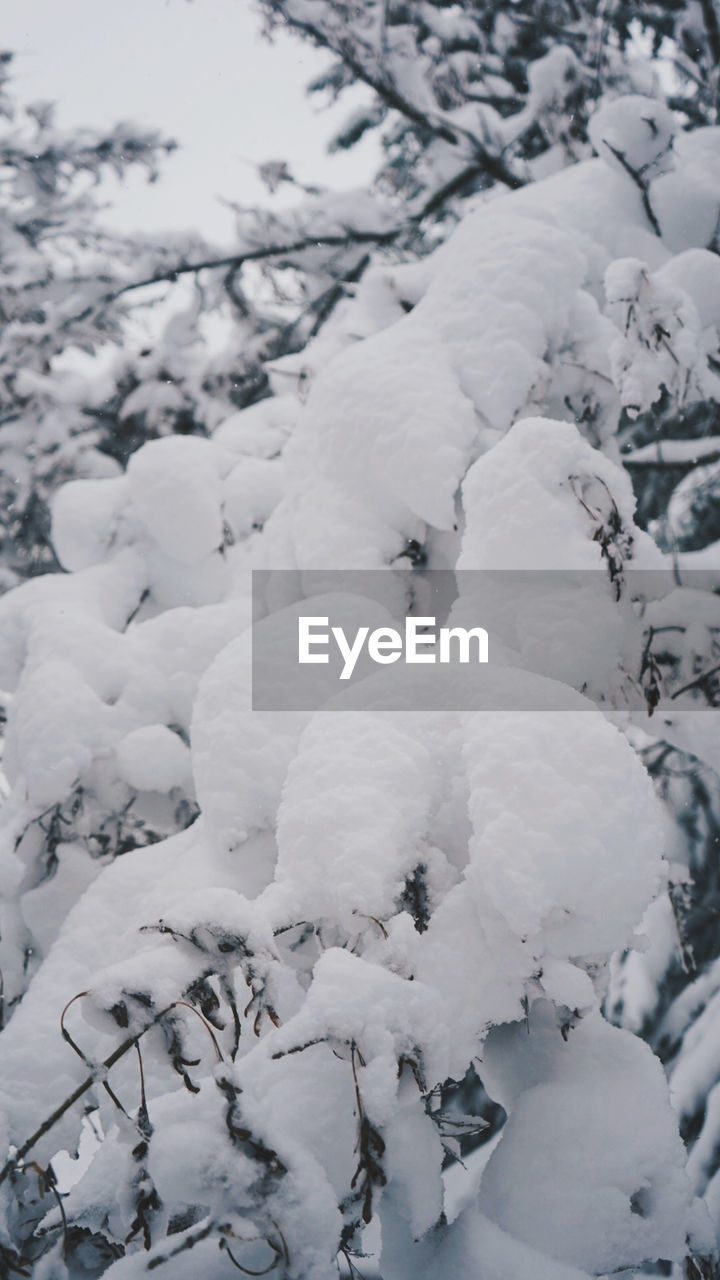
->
111;229;398;300
672;661;720;700
602;140;662;236
264;6;525;190
700;0;720;70
0;1020;156;1187
416;161;485;221
0;998;214;1188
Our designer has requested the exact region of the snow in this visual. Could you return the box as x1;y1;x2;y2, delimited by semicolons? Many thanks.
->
222;455;284;539
607;893;680;1034
383;1086;444;1239
52;476;131;572
126;436;227;566
21;841;100;956
190;592;398;860
115;724;192;794
605;256;719;418
260;209;599;569
589;95;675;181
278;321;478;545
460;710;663;956
2;78;717;1278
260;948;440;1124
458;415;656;569
655;249;720;329
270;713;441;931
4;658;109;807
380;1201;593;1280
504;155;669;268
212;393;296;458
625;437;720;465
0;822;231;1159
652;127;720;252
479;1005;691;1274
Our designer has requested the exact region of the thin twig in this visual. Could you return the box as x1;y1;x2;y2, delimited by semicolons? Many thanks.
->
0;997;222;1188
60;991;131;1119
602;140;662;235
0;1015;167;1187
267;6;525;190
671;661;720;700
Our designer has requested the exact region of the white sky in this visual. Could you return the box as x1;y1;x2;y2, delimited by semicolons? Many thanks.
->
3;0;378;241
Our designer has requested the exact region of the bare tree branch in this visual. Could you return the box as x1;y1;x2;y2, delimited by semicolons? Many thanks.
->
602;140;662;236
700;0;720;72
111;230;399;300
263;4;526;191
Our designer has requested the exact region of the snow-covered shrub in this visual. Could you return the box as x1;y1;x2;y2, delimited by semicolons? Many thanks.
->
0;53;400;595
3;80;720;1277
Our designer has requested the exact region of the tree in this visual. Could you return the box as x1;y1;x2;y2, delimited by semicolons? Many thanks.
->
1;4;720;1278
257;0;720;214
0;50;184;586
0;51;395;594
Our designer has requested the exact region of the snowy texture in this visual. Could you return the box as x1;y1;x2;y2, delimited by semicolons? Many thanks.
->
2;37;720;1279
